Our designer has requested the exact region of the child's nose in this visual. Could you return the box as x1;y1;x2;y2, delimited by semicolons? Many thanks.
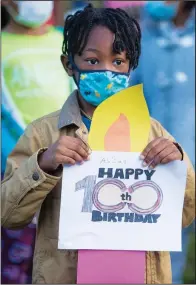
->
101;63;115;71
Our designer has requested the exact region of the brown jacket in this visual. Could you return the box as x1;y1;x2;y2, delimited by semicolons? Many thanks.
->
1;91;195;284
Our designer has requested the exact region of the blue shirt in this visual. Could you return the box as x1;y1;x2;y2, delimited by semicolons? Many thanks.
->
131;10;195;167
82;115;91;132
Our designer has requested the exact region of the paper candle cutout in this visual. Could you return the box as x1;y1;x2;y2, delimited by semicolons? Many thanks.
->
104;114;131;151
88;84;150;152
77;84;151;284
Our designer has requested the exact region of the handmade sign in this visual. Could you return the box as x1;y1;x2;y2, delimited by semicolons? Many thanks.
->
59;151;186;251
58;85;186;283
78;84;149;284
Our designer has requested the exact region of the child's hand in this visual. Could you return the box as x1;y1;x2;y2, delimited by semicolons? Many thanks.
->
38;136;89;174
140;137;182;169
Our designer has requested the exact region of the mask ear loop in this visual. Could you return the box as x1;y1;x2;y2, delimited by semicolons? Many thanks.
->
61;54;77;85
68;55;80;72
127;61;133;82
67;55;81;86
128;69;131;82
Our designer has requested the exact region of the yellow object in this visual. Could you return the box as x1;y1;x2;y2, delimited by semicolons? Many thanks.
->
88;84;151;152
81;74;87;80
95;91;101;97
106;83;113;90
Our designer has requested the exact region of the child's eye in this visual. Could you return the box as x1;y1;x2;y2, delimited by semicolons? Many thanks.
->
113;59;124;66
86;59;99;65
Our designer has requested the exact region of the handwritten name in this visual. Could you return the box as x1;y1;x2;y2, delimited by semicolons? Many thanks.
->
100;157;127;164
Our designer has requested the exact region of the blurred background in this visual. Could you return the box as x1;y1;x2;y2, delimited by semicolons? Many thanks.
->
1;1;195;284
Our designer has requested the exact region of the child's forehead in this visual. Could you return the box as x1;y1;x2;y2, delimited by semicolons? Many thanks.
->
84;26;116;50
88;25;114;39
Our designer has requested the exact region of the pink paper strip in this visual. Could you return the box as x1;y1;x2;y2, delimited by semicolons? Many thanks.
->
77;250;145;284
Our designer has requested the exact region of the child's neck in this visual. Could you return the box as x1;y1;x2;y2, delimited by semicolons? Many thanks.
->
78;93;96;119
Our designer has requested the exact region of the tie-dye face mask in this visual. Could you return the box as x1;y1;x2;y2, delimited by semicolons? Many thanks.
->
70;59;130;106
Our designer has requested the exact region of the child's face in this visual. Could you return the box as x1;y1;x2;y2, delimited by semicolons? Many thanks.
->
63;25;130;83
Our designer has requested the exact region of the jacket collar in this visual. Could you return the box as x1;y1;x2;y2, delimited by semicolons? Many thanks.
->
58;90;83;129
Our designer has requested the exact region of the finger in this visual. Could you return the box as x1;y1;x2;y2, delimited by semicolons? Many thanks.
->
149;145;177;169
61;149;84;163
71;137;90;153
75;134;92;154
161;150;181;164
61;136;89;154
70;142;89;159
55;154;76;166
69;138;89;154
140;137;165;161
144;139;173;165
62;138;88;158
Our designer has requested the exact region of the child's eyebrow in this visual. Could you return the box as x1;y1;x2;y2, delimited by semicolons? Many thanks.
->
84;47;127;57
84;48;101;54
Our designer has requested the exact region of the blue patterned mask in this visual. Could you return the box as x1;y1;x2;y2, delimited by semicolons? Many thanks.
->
70;59;130;106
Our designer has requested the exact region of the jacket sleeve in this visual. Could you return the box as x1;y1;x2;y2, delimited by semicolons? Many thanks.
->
156;120;195;228
1;122;61;229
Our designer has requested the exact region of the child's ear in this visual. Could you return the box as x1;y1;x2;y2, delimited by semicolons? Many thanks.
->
60;55;73;77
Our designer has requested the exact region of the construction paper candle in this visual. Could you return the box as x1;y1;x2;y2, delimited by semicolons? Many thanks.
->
77;84;151;284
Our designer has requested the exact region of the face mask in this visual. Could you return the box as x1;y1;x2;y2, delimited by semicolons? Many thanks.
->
70;59;130;106
145;1;178;21
8;1;53;28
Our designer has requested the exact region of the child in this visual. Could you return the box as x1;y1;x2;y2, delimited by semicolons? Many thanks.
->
1;4;195;284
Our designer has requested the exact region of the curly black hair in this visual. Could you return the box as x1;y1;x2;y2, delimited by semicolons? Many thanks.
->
62;3;141;70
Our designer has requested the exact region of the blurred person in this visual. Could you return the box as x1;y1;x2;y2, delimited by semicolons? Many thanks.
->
53;0;72;29
1;0;73;283
1;4;195;284
104;1;145;20
1;0;72;132
56;1;88;33
130;1;195;283
1;5;10;28
54;1;103;33
104;1;144;9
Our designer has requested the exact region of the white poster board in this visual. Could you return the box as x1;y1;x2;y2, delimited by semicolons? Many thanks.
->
58;151;187;252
